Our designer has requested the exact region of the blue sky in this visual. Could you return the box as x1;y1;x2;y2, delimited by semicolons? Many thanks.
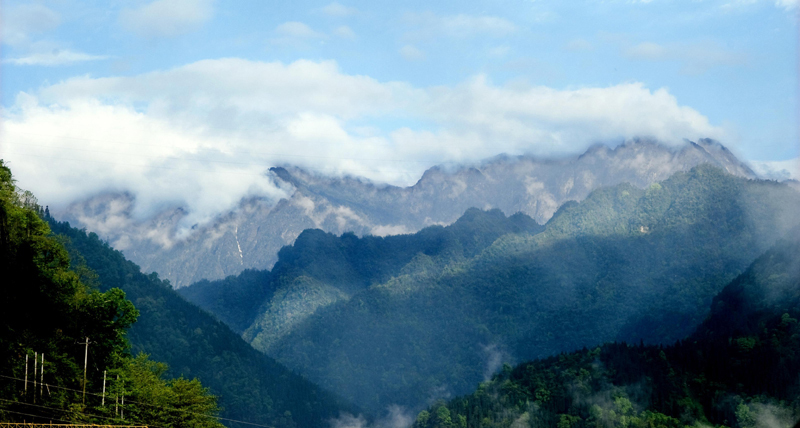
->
1;0;798;226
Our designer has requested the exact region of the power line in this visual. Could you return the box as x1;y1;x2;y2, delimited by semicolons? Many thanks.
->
0;409;78;424
0;398;159;428
0;375;274;428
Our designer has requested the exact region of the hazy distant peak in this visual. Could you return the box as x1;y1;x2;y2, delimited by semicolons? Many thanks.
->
688;138;757;178
579;143;613;158
269;164;395;194
268;166;297;186
61;138;763;288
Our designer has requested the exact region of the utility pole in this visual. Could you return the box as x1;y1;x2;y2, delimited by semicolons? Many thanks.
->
40;353;44;399
33;352;37;403
101;370;106;406
78;337;90;404
115;375;119;416
24;354;28;395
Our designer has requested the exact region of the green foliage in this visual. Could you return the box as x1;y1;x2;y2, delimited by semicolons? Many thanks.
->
208;165;798;413
412;228;800;428
103;354;223;428
180;207;543;336
178;269;273;334
178;166;800;414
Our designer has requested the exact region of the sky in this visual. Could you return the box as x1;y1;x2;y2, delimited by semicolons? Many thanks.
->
1;0;798;231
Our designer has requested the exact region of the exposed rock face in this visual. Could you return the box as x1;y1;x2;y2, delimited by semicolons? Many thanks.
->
59;138;757;287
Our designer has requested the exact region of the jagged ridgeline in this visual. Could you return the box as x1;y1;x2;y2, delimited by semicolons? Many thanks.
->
182;165;800;414
66;139;756;288
180;208;543;334
0;160;223;428
413;227;800;428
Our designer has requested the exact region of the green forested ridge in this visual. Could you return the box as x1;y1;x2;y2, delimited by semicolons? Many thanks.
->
179;269;272;334
413;227;800;428
0;159;224;428
179;207;543;336
185;165;800;414
45;218;356;428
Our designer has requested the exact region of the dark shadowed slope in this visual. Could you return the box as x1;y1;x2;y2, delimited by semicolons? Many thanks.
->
47;218;356;428
179;208;543;335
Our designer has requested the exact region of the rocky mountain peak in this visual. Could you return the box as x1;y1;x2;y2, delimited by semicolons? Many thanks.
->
60;139;767;287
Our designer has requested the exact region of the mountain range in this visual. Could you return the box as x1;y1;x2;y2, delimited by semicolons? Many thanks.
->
412;225;800;428
179;164;800;414
62;139;757;288
3;137;799;427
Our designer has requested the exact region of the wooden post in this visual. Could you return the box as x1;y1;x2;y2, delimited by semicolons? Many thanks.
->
33;352;37;403
80;337;89;404
40;353;44;399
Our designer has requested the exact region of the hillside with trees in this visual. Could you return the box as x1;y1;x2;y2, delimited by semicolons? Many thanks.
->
183;165;800;414
181;207;543;335
0;160;224;428
45;218;355;428
413;227;800;428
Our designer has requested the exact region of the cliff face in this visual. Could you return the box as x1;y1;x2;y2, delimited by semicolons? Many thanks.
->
60;139;757;287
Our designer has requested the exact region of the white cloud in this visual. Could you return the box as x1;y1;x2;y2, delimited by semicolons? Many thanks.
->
6;49;110;66
404;12;517;40
333;25;356;39
1;6;104;68
749;158;800;181
623;41;746;74
1;4;61;47
320;2;358;17
2;58;724;239
275;22;325;38
120;0;213;38
400;45;425;61
415;76;722;156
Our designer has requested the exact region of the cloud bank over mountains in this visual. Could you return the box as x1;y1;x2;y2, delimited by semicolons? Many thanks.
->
4;58;726;232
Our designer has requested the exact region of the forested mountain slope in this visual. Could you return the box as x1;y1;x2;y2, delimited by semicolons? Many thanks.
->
45;218;356;428
180;208;542;335
0;160;224;428
186;165;800;414
64;139;756;287
413;227;800;428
